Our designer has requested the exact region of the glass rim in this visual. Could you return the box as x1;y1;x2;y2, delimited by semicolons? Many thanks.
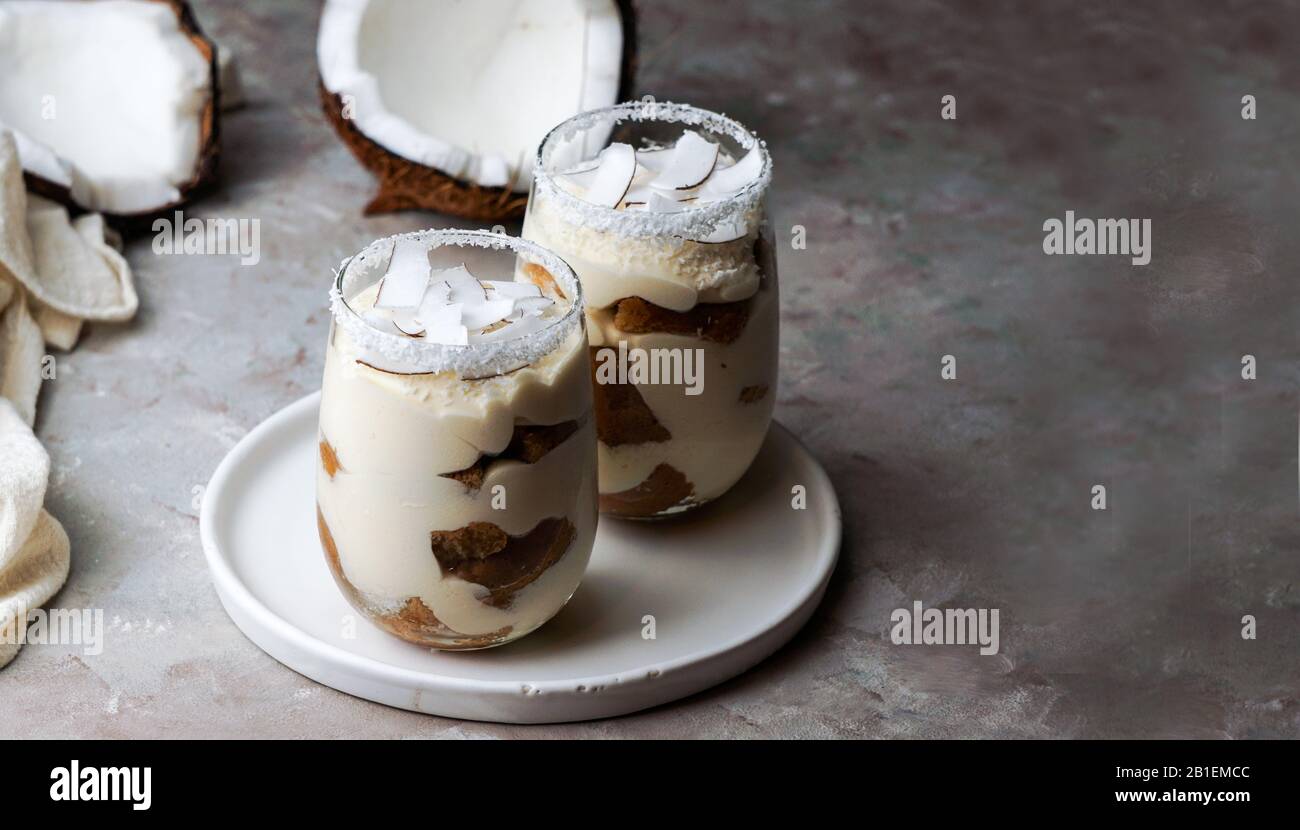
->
531;100;773;239
329;228;584;378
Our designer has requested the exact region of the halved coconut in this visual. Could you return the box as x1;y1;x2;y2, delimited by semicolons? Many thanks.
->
0;0;219;220
318;0;637;221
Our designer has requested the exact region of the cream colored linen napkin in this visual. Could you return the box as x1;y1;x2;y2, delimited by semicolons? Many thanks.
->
0;128;138;668
0;399;68;668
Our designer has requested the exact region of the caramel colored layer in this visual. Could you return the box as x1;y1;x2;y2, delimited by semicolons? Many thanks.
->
589;347;672;447
381;597;513;649
599;463;695;518
428;521;508;559
521;261;567;301
319;436;343;479
431;517;576;609
317;505;511;649
442;419;583;490
611;296;749;344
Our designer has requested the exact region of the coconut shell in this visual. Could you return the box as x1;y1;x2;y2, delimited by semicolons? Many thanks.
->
19;0;220;231
321;0;638;222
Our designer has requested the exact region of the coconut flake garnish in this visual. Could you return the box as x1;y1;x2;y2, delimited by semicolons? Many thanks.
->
558;161;602;194
358;261;555;348
512;296;554;315
620;184;654;208
581;142;637;208
565;129;764;221
417;277;452;313
362;309;403;336
333;230;583;380
634;146;673;173
656;191;696;213
374;238;431;309
421;303;468;346
483;280;542;300
441;264;486;305
533;101;773;246
473;310;548;343
461;298;516;330
701;145;763;197
652;131;719;190
392;309;426;337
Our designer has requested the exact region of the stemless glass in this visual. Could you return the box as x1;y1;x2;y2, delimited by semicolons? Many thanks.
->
316;230;596;650
523;102;777;519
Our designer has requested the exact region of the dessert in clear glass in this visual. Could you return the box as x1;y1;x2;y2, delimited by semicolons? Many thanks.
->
317;229;596;650
523;101;777;518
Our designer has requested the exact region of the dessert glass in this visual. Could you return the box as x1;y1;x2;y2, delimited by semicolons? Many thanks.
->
523;102;777;518
317;229;596;650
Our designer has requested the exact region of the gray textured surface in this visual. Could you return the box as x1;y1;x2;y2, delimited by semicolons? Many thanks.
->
3;0;1299;738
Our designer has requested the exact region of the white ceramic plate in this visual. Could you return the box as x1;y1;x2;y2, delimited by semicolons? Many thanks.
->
201;392;840;724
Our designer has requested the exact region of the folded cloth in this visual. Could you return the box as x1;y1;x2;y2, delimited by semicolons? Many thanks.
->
0;126;137;669
0;289;43;426
0;130;139;329
24;197;138;323
0;398;67;669
0;398;47;565
0;133;34;290
0;511;70;669
30;302;82;352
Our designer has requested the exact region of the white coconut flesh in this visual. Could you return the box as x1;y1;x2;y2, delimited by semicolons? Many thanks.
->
0;0;212;215
318;0;624;192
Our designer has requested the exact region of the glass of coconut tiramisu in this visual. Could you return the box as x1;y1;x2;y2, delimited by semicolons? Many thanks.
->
523;102;777;518
317;230;596;649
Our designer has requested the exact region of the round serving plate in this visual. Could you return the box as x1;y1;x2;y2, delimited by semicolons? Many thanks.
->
200;392;840;724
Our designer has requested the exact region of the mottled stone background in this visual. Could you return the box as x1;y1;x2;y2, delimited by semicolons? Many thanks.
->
2;0;1298;738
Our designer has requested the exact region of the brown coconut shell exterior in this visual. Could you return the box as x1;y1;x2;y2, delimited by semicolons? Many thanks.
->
320;0;638;222
20;0;220;232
